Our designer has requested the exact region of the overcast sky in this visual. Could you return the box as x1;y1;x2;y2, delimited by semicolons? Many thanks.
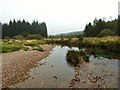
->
0;0;119;35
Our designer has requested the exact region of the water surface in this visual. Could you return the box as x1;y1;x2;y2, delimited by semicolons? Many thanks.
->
12;46;118;88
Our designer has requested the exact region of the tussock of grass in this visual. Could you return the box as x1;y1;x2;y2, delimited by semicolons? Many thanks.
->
33;46;43;51
24;40;46;46
23;47;29;51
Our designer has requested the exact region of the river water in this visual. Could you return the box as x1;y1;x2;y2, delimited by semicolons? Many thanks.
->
12;46;119;88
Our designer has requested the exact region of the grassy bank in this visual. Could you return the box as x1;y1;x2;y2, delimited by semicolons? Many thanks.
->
1;37;120;59
1;39;46;53
45;38;79;47
82;36;120;52
45;36;120;59
45;36;120;52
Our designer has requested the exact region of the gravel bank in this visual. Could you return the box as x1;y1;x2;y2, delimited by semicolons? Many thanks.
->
2;44;54;88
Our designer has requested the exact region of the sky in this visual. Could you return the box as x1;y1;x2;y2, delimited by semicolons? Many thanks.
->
0;0;119;35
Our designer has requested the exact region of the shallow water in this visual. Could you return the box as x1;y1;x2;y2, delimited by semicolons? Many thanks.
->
12;46;119;88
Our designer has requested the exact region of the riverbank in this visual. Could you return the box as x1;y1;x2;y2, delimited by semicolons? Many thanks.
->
11;46;118;88
45;36;120;59
2;44;54;88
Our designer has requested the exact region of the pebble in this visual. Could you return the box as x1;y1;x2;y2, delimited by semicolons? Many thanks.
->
53;76;57;79
41;82;44;85
83;81;86;83
93;80;97;83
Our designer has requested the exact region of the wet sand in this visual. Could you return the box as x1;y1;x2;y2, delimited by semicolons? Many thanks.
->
2;44;54;88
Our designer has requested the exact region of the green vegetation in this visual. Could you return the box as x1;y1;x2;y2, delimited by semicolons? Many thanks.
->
85;47;120;59
98;29;114;37
24;40;45;46
46;36;120;59
13;34;25;40
66;50;89;67
24;41;40;46
82;36;120;52
46;36;120;53
45;38;79;47
1;17;120;60
84;18;118;37
0;42;2;53
118;15;120;36
26;34;43;40
2;42;24;53
33;46;43;51
1;40;45;53
2;19;47;38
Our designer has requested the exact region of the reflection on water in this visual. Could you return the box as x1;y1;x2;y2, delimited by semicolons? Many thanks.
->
80;47;120;59
12;46;119;88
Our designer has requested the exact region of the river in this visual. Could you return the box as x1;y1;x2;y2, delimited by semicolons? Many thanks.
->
12;46;119;88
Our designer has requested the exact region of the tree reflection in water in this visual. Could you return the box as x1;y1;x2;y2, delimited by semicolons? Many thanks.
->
66;50;89;88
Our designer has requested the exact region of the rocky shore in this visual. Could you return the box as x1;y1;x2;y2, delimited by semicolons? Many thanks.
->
2;44;54;88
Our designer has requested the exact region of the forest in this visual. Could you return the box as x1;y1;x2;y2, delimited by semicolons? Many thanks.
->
1;16;119;39
84;17;119;37
2;19;48;38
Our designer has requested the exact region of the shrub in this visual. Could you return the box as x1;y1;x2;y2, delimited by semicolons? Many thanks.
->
98;29;114;37
66;50;89;67
13;35;25;40
4;36;11;40
24;42;39;46
26;34;43;40
24;40;45;46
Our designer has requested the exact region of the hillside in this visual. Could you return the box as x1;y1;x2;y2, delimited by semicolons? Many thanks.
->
56;31;83;36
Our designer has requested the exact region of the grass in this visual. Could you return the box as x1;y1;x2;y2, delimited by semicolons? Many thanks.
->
1;39;45;53
24;40;46;46
46;36;120;59
2;43;24;53
82;36;120;52
33;46;43;51
0;42;2;53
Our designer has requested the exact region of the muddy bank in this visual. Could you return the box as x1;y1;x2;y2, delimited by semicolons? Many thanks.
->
2;44;54;88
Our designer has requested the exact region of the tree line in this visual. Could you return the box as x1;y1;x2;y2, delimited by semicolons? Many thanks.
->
2;19;48;38
84;17;118;37
118;15;120;36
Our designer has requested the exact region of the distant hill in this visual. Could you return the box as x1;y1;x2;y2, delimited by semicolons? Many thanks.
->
56;31;83;36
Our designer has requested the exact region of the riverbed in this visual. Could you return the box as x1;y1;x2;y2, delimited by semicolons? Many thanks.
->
12;46;119;88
